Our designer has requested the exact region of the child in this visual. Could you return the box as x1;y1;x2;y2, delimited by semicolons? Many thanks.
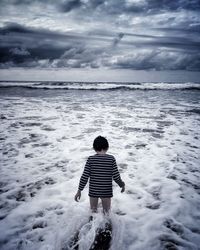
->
74;136;125;214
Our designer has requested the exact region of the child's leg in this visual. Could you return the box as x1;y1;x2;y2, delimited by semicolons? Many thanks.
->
90;197;98;213
101;198;111;214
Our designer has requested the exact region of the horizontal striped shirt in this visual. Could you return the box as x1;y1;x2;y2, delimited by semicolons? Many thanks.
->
78;154;124;197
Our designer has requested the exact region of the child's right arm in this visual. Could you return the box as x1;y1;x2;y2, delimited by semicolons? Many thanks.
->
78;157;90;191
75;157;91;202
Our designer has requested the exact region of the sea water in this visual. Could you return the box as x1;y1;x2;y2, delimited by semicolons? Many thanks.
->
0;81;200;250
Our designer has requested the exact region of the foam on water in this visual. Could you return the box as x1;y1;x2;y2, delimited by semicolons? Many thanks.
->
0;81;200;90
0;84;200;250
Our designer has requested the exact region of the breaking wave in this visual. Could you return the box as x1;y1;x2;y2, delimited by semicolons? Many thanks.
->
0;81;200;90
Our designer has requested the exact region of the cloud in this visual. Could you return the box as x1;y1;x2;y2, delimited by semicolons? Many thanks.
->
124;0;200;13
55;0;200;15
0;23;108;68
9;47;30;56
0;22;200;71
2;0;200;16
113;33;124;47
105;50;200;71
59;0;82;12
0;0;199;72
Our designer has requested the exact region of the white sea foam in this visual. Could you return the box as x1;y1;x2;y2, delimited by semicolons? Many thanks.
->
0;81;200;90
0;85;200;249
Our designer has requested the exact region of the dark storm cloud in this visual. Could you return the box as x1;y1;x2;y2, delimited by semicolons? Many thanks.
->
59;0;82;12
59;0;105;12
0;23;69;63
106;50;200;71
0;22;200;70
125;0;200;13
155;26;200;35
2;0;200;13
56;0;200;14
113;33;124;47
0;23;111;68
0;0;200;71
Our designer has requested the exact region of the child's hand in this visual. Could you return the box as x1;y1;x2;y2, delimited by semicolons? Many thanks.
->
74;190;81;202
121;183;125;193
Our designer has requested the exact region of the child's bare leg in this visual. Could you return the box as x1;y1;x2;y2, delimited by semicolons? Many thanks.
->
101;198;111;214
90;197;98;213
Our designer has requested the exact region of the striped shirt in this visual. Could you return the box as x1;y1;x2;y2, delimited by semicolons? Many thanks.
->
78;154;124;197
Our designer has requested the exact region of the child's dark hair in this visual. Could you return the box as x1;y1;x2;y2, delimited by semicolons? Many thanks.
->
93;136;109;151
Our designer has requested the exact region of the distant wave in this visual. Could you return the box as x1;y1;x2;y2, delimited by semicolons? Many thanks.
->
0;81;200;91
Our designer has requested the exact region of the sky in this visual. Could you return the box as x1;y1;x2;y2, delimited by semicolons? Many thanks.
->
0;0;200;82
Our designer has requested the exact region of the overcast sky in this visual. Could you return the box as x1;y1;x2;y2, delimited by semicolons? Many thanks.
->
0;0;200;82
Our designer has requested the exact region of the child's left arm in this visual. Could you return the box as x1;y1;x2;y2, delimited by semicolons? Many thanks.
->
112;157;125;193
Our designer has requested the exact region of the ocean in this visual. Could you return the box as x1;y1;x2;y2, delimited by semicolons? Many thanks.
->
0;81;200;250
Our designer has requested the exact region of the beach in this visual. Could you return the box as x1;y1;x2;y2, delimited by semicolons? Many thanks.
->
0;81;200;250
